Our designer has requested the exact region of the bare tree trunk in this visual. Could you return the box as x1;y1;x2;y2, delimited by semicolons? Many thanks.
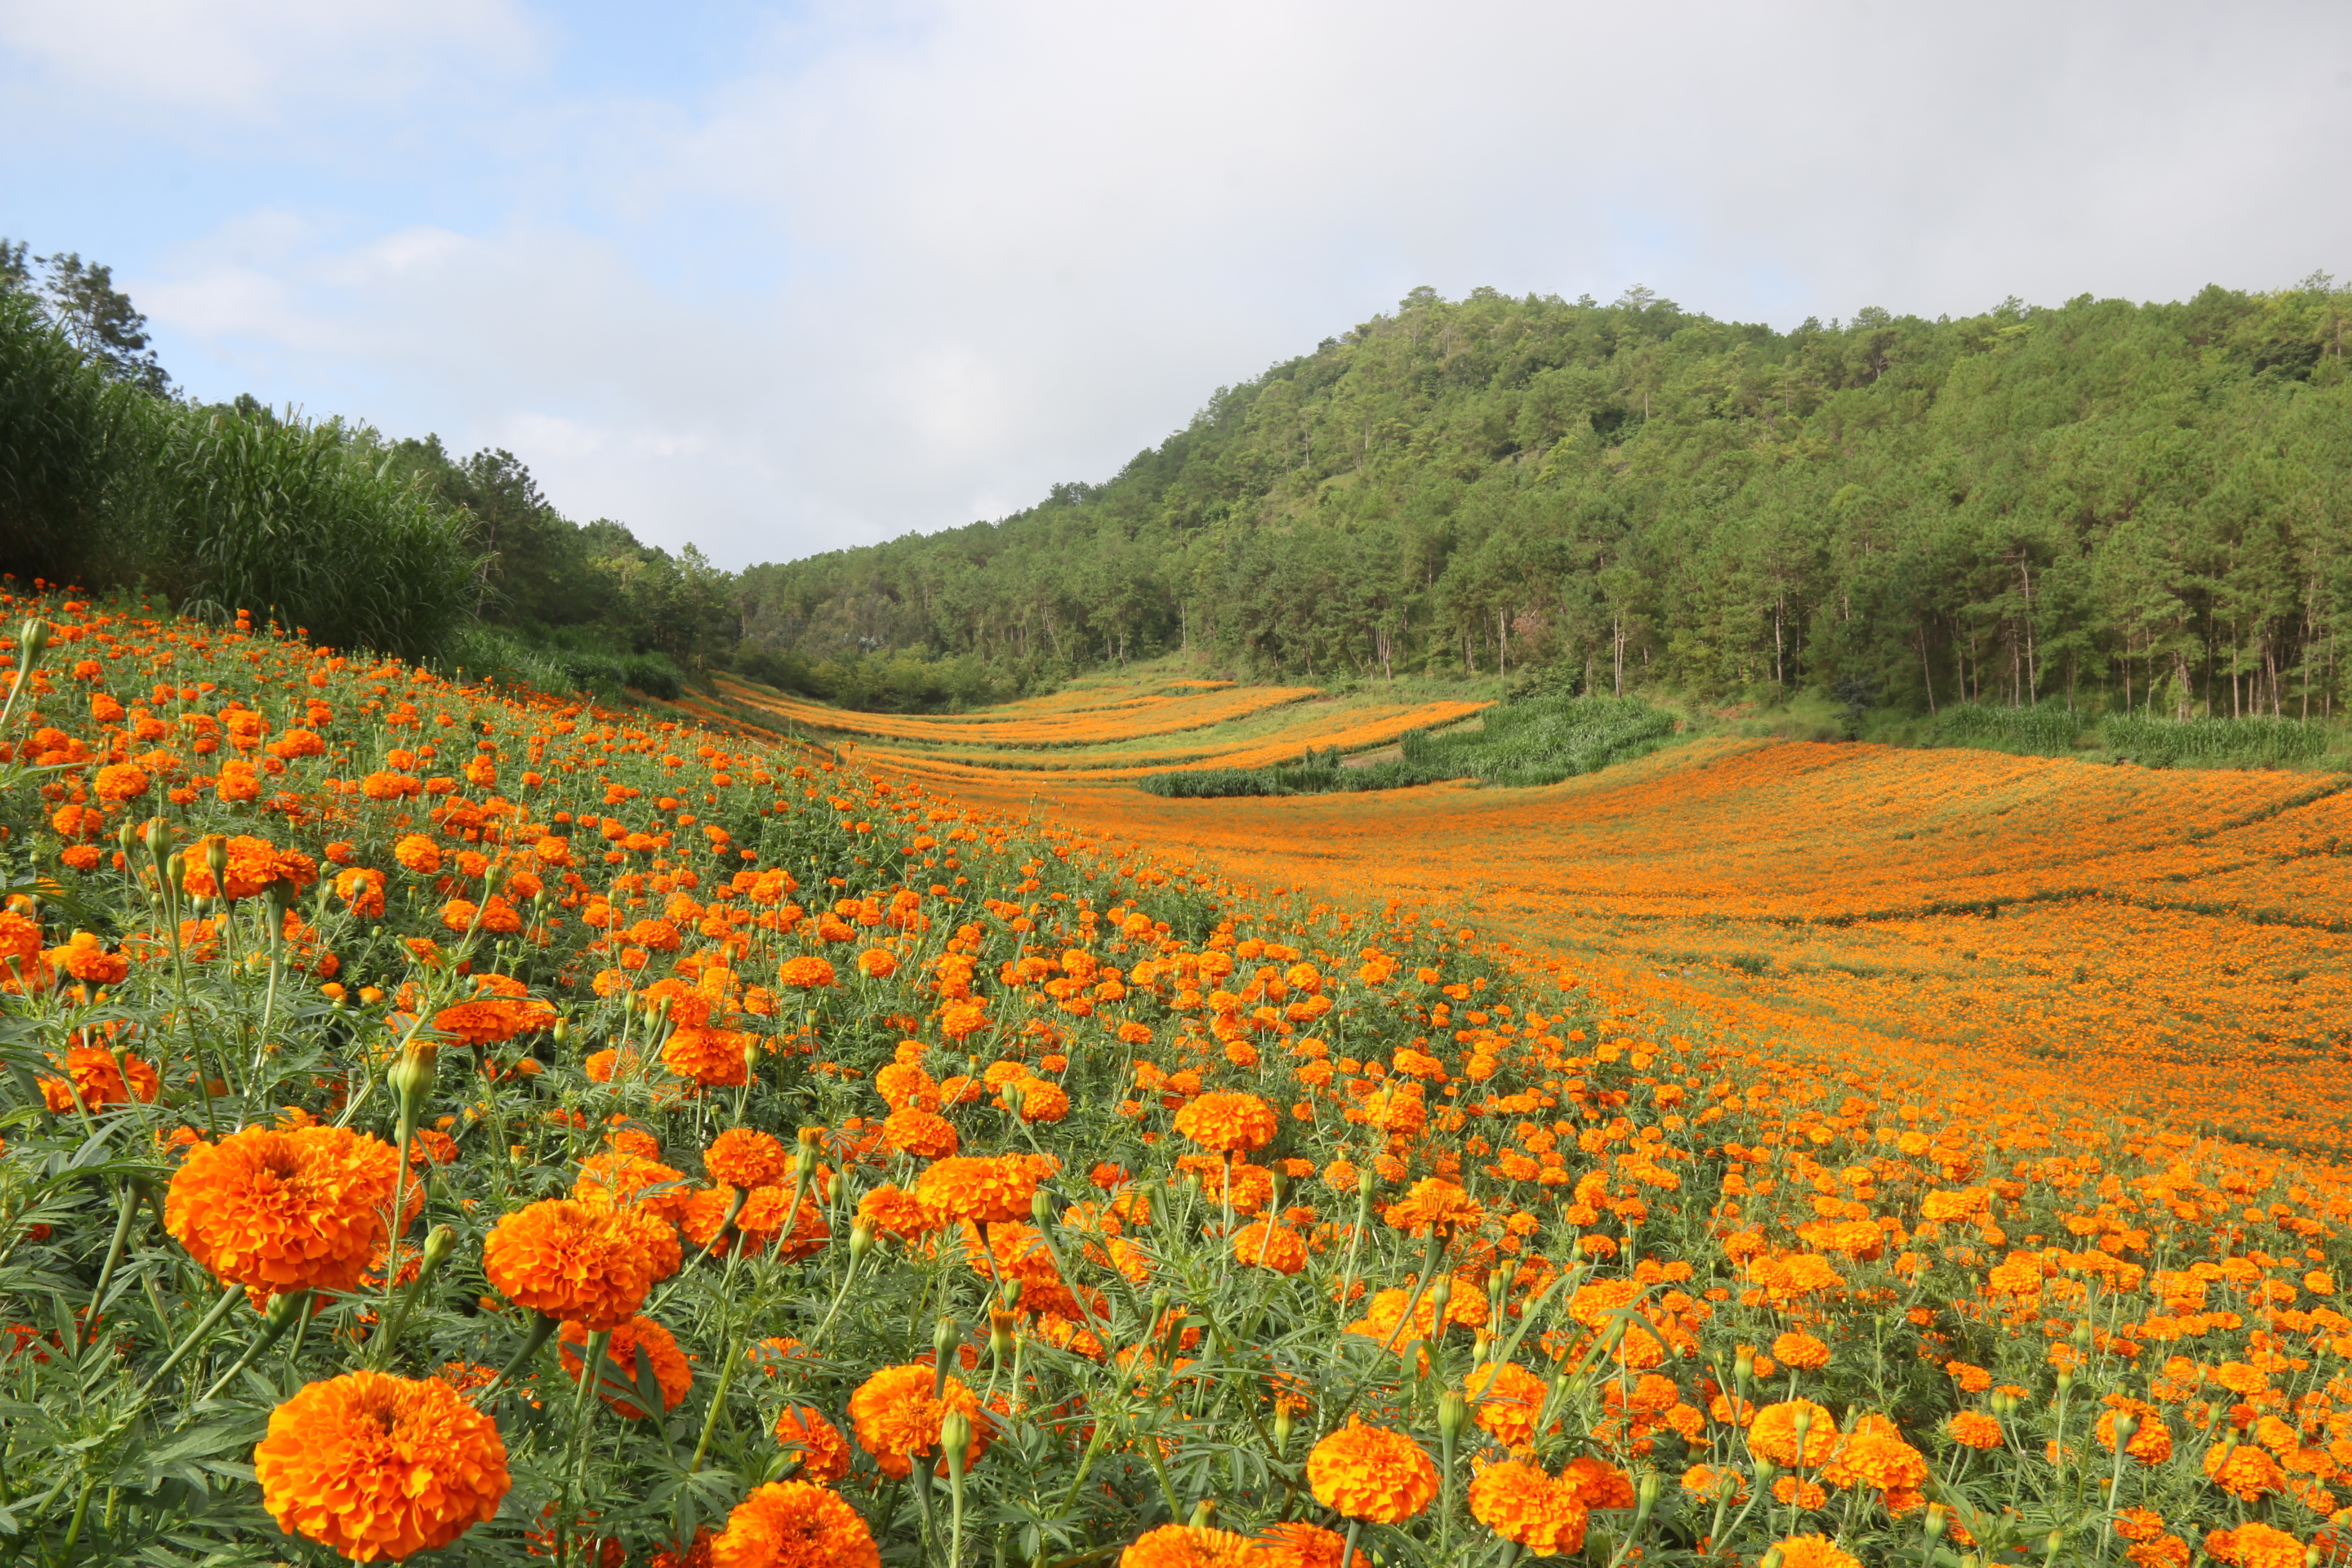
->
1919;623;1937;714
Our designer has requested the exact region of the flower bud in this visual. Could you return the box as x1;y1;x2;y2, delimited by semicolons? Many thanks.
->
203;834;229;891
1357;1166;1376;1203
941;1408;973;1478
849;1219;875;1262
1758;1549;1783;1568
1273;1404;1293;1453
1925;1504;1949;1542
1427;1275;1453;1337
1032;1188;1054;1228
1436;1389;1469;1442
389;1040;440;1138
1187;1500;1216;1531
2055;1368;2074;1396
1734;1344;1756;1389
989;1308;1017;1363
2071;1318;2094;1353
16;617;51;667
420;1224;456;1276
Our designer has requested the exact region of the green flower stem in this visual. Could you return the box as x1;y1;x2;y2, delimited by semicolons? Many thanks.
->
137;1283;244;1396
79;1181;141;1354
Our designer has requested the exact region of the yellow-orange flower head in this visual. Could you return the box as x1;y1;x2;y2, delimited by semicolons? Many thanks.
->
1119;1525;1270;1568
1767;1535;1863;1568
847;1362;992;1480
1467;1460;1588;1556
253;1370;509;1562
1306;1416;1440;1524
914;1153;1055;1226
1748;1398;1839;1469
481;1198;674;1330
1174;1092;1279;1155
166;1124;401;1295
709;1480;880;1568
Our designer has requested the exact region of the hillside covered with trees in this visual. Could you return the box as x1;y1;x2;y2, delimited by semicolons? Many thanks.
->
741;280;2352;719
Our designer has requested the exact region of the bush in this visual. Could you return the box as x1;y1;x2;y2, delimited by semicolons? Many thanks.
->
0;289;147;588
446;623;687;700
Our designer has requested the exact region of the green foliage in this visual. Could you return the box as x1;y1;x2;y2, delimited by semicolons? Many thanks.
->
442;622;689;700
1403;693;1680;784
1922;701;2086;757
735;280;2352;723
149;407;482;659
0;287;148;589
2099;713;2337;769
732;643;1023;712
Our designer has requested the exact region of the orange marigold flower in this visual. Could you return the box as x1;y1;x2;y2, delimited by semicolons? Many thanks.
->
778;955;836;989
709;1480;879;1568
704;1128;789;1188
253;1369;509;1562
558;1316;692;1419
1560;1456;1635;1509
2204;1440;2284;1500
1231;1220;1306;1275
1946;1411;2004;1450
1382;1176;1485;1239
182;834;317;899
1468;1459;1588;1556
1821;1414;1927;1492
664;1024;751;1088
573;1151;690;1224
393;834;443;875
1119;1524;1269;1568
2212;1522;2306;1568
432;995;556;1046
92;762;149;801
772;1405;850;1484
52;1042;158;1109
914;1153;1056;1225
166;1125;402;1295
883;1106;961;1159
2095;1400;2173;1465
1772;1331;1830;1371
1768;1534;1863;1568
1252;1522;1363;1568
481;1198;675;1330
856;947;897;979
847;1362;992;1480
1467;1360;1552;1449
1004;1076;1069;1123
1174;1091;1279;1155
1748;1399;1839;1469
858;1183;943;1239
1306;1416;1439;1524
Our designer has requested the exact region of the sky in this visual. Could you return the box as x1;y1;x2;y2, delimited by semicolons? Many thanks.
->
5;0;2350;569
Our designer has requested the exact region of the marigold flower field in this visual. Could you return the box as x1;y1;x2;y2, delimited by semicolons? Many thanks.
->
1;587;2347;1568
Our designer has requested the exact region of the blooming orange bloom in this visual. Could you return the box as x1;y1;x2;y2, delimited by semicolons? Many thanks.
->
166;1125;402;1295
1772;1331;1830;1371
883;1106;961;1159
573;1150;691;1223
664;1024;752;1088
1174;1091;1279;1155
772;1404;850;1484
1252;1522;1363;1568
858;1183;943;1239
252;1370;509;1562
1468;1459;1588;1556
559;1315;692;1419
1768;1535;1863;1568
778;955;836;989
44;1042;159;1111
481;1198;676;1330
1306;1417;1439;1524
1466;1360;1551;1449
1231;1220;1306;1274
432;994;555;1046
847;1362;991;1480
92;762;149;801
2095;1400;2173;1465
181;834;317;899
709;1480;879;1568
1382;1176;1485;1238
914;1153;1055;1225
1119;1524;1269;1568
1748;1399;1839;1469
704;1128;789;1188
1946;1411;2004;1450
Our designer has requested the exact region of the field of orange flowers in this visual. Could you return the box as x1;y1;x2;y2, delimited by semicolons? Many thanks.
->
715;672;1489;783
2;588;2347;1568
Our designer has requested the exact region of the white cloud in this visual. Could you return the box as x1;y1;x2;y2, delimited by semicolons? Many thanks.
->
32;0;2352;567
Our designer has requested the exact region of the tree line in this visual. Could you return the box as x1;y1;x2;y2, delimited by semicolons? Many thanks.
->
740;278;2352;718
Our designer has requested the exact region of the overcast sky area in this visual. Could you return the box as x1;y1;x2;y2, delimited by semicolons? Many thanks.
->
4;0;2349;568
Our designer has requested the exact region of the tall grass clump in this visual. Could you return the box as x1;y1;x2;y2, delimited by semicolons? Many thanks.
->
150;407;482;660
1404;693;1678;785
2100;712;2339;769
1922;700;2085;756
444;622;688;700
0;289;148;588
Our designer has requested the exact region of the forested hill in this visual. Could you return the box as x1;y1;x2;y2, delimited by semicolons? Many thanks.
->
738;280;2352;718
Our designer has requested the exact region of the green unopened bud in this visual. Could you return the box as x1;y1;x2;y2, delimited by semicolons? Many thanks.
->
17;618;52;667
115;819;138;857
1437;1389;1469;1440
551;1018;569;1045
1427;1275;1453;1338
1357;1166;1376;1202
144;816;173;858
1752;1456;1778;1485
849;1219;875;1262
1273;1404;1293;1453
941;1408;973;1478
262;1287;311;1333
164;849;186;898
418;1222;454;1279
2043;1529;2065;1561
2111;1413;2139;1449
1032;1187;1054;1228
389;1041;439;1141
932;1315;959;1394
1001;1081;1024;1118
1925;1503;1948;1542
1734;1344;1756;1388
1632;1469;1661;1528
204;834;229;891
1758;1548;1784;1568
743;1034;763;1078
2055;1367;2074;1396
2072;1318;2095;1352
1187;1499;1215;1531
